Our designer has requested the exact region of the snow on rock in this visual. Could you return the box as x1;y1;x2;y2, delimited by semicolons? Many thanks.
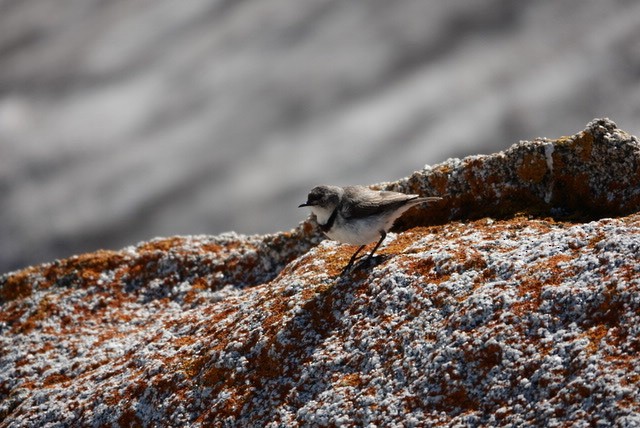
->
2;118;640;426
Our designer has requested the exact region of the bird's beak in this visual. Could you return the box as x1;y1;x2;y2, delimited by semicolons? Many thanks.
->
298;202;309;208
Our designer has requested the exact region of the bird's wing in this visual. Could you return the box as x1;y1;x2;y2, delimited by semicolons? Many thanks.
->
340;186;418;219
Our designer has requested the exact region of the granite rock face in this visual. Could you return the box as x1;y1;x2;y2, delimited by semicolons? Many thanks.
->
2;119;640;426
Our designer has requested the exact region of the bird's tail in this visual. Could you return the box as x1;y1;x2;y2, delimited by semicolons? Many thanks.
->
411;196;442;205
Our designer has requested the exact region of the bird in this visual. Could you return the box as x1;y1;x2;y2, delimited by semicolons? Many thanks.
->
299;185;441;271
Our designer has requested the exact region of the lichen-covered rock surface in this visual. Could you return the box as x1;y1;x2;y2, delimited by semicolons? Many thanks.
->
2;119;640;427
384;118;640;229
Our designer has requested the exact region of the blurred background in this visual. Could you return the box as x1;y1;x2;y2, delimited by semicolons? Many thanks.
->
1;0;639;273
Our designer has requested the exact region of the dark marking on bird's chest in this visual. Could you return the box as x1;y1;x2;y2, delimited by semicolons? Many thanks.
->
320;207;338;233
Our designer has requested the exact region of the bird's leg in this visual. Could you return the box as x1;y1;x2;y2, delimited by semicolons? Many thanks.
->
342;231;388;273
343;245;366;272
365;231;387;262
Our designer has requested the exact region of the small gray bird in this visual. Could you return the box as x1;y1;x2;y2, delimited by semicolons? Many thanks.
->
299;185;441;271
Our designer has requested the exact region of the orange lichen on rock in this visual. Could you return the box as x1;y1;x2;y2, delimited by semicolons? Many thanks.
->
386;118;640;227
517;151;549;183
2;119;640;426
2;213;640;426
0;267;36;302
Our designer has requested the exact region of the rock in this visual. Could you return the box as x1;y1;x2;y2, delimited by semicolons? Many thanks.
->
384;117;640;229
1;118;640;426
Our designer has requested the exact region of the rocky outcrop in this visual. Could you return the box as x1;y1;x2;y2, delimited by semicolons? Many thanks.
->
1;119;640;426
384;117;640;227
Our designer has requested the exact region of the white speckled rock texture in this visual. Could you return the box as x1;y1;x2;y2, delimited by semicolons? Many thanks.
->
1;119;640;426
